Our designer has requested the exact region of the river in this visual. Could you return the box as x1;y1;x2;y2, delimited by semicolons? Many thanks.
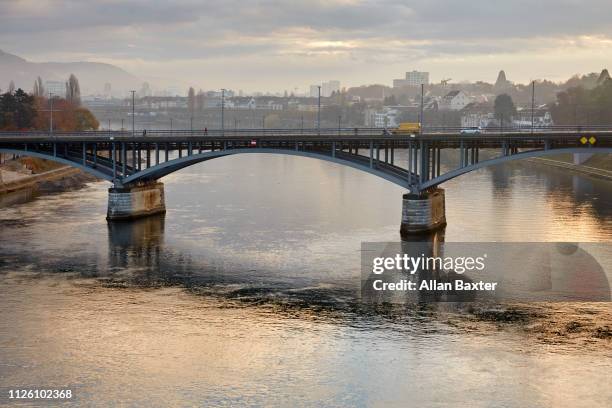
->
0;154;611;407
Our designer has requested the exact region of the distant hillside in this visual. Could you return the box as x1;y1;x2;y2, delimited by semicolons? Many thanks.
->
0;49;141;95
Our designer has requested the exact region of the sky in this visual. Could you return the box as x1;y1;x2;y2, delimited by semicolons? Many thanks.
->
1;0;612;93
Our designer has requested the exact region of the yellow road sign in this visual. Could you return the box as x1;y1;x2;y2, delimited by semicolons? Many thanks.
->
580;136;588;144
589;136;597;145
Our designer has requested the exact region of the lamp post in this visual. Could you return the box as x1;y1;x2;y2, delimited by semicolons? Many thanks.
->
317;85;321;132
420;83;424;134
48;92;54;135
531;80;535;134
221;88;226;136
130;90;136;137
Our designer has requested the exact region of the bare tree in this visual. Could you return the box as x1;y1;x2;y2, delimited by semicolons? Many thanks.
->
66;74;81;105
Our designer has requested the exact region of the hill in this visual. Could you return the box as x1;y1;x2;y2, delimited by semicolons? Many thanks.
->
0;49;140;95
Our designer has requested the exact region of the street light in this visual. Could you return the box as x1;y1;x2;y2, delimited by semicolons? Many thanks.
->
420;83;424;134
221;88;226;135
48;92;54;135
130;90;136;137
531;80;535;134
317;85;321;132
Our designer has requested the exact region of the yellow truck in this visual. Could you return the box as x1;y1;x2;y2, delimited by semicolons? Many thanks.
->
392;122;421;135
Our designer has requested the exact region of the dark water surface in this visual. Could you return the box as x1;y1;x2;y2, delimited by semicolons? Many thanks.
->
0;154;611;407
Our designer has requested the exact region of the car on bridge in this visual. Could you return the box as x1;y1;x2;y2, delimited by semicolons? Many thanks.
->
460;126;482;135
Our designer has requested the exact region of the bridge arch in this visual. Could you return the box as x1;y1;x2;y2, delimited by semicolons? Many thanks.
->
121;148;412;188
0;148;114;182
420;147;612;190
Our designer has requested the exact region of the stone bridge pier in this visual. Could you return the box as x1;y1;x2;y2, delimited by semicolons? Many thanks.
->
107;181;166;221
400;188;446;235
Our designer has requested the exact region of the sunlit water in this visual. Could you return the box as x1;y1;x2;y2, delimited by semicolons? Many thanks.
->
0;153;611;407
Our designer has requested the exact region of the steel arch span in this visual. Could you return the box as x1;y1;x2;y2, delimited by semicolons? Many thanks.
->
419;147;612;190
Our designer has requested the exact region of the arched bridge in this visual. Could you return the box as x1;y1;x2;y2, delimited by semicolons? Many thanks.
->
1;128;611;233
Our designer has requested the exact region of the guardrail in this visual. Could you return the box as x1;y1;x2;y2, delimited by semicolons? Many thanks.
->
1;126;612;139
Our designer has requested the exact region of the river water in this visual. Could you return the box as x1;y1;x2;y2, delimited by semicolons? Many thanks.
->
0;153;611;407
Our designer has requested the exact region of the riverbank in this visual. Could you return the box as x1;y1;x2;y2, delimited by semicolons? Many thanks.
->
0;157;97;198
529;157;612;180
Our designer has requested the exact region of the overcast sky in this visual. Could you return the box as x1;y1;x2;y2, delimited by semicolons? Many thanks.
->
2;0;611;92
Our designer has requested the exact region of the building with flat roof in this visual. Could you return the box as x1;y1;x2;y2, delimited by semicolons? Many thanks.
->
393;71;429;88
44;80;65;98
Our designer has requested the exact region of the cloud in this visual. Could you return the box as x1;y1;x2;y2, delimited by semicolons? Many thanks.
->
1;0;611;91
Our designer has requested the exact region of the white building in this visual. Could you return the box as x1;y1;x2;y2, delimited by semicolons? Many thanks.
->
439;90;470;111
322;80;340;97
460;103;495;128
393;71;429;88
309;85;320;98
365;107;403;128
45;80;65;98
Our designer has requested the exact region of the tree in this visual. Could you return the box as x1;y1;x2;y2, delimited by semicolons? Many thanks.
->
32;76;46;97
0;88;36;130
494;93;516;121
597;69;610;85
196;90;205;112
36;77;44;97
187;87;195;115
66;74;81;105
494;70;510;90
74;107;99;130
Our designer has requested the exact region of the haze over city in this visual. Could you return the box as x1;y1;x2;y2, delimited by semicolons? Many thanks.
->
2;0;612;92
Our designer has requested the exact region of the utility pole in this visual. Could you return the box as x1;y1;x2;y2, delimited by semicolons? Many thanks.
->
531;80;535;134
190;116;193;132
130;90;136;137
221;88;226;135
420;83;424;134
170;118;173;136
338;115;341;135
49;92;54;135
317;85;321;132
43;93;61;137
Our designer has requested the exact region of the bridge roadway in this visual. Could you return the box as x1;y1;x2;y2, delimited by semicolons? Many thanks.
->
1;128;611;232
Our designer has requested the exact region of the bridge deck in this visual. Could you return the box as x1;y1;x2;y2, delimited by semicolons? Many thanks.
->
1;128;610;192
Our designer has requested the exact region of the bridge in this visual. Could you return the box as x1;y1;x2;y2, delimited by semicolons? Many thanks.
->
1;128;611;234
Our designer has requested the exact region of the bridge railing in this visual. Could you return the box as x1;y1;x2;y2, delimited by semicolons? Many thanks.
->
1;125;612;140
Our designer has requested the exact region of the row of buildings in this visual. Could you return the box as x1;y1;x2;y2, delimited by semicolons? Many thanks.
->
365;89;553;128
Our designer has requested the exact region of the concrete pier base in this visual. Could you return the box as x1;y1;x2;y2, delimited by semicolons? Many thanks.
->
400;188;446;235
107;181;166;221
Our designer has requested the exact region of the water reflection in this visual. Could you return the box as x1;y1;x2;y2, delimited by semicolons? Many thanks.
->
363;229;610;304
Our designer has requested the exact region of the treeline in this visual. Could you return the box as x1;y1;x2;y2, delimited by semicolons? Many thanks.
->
550;71;612;125
1;74;98;131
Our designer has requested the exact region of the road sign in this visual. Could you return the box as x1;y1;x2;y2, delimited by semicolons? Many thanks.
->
580;136;597;145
